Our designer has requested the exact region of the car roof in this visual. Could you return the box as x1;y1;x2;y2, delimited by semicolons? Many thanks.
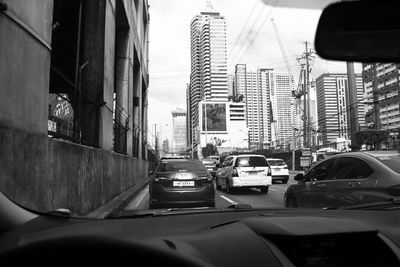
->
234;154;266;158
266;158;284;161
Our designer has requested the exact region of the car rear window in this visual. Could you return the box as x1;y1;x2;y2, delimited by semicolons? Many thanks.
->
235;156;268;167
267;159;286;167
158;161;206;172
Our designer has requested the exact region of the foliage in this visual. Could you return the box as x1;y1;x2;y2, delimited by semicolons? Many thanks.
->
201;143;219;158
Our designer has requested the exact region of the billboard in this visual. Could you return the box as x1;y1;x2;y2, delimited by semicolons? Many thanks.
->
201;103;227;132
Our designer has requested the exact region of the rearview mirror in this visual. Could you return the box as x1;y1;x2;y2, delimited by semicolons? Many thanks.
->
315;0;400;62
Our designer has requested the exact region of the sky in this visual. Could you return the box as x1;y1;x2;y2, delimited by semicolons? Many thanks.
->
147;0;359;146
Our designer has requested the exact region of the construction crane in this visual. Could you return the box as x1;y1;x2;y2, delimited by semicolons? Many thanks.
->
271;18;303;151
271;18;303;98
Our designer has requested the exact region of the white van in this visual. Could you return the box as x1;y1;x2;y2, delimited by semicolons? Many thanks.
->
216;154;272;194
266;158;289;184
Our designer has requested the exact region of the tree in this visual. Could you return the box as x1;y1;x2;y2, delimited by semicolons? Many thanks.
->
202;143;219;158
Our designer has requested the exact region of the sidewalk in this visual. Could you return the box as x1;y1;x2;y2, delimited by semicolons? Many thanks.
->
86;178;150;219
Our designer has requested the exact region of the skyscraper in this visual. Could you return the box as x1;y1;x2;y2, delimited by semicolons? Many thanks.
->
188;5;228;153
232;64;293;150
362;63;400;132
316;73;365;145
171;109;187;153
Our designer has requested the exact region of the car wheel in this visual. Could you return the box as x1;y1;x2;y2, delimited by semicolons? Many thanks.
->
260;186;269;194
226;180;231;194
286;195;298;208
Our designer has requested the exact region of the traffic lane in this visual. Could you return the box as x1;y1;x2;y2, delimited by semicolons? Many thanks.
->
125;181;292;210
217;182;289;208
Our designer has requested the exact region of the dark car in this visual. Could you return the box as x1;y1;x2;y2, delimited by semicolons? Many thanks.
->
149;158;215;209
285;151;400;209
201;158;218;178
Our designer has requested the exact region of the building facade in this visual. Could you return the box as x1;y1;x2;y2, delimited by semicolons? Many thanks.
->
188;5;228;156
171;109;187;153
316;73;365;145
362;63;400;132
0;0;150;215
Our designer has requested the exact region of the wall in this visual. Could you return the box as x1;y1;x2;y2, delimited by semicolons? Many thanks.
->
0;126;148;216
0;0;53;134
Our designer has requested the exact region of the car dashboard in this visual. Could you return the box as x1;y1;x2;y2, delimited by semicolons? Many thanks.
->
1;209;400;266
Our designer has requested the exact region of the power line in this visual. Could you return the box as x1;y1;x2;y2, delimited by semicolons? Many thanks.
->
229;3;268;65
228;0;259;59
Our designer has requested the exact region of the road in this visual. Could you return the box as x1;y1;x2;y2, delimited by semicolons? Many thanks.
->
125;173;298;211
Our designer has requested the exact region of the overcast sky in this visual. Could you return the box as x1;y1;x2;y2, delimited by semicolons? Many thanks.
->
147;0;357;145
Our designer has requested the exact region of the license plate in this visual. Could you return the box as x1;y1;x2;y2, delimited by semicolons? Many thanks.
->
173;181;194;187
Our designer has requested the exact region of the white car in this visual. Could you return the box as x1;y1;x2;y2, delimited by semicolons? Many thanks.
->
266;158;289;184
216;154;272;194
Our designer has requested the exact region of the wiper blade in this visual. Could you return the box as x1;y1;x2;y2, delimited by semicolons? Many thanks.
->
225;203;252;210
331;198;400;210
110;207;216;218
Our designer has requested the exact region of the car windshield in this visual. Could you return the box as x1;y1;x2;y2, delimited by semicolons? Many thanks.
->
267;160;286;167
158;161;206;172
235;157;268;167
2;0;400;219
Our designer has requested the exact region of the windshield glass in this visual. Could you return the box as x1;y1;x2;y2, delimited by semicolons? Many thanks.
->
267;159;286;167
235;157;269;167
3;0;400;218
158;161;207;173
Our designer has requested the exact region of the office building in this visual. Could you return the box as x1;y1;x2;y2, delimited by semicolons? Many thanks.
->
316;73;365;145
188;4;228;156
171;109;187;153
363;63;400;132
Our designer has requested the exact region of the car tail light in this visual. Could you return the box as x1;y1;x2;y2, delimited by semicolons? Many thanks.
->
267;168;272;176
232;168;239;177
154;177;167;182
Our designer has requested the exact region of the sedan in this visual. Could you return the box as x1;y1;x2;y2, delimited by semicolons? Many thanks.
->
284;151;400;209
149;158;215;209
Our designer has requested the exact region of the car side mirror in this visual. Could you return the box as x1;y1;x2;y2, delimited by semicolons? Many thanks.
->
148;170;154;175
294;173;305;182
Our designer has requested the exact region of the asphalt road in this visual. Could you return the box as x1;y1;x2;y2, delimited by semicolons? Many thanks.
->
125;173;298;210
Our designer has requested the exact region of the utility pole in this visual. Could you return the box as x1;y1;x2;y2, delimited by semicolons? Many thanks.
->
346;62;360;151
297;42;315;149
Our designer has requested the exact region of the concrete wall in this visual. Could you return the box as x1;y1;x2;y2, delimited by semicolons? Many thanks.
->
0;0;53;134
0;126;148;216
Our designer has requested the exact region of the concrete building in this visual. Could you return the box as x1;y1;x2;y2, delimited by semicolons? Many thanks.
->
316;73;365;145
171;109;187;153
188;4;228;157
0;0;150;215
362;63;400;132
232;65;294;150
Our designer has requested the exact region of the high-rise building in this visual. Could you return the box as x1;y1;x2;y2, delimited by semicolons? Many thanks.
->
362;63;400;132
316;73;365;145
273;73;294;149
171;109;187;153
233;64;294;150
188;5;228;155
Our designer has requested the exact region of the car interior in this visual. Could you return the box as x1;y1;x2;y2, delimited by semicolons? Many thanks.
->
2;1;400;266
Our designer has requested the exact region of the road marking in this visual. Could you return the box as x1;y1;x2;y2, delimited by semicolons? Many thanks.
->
126;186;148;210
219;194;237;205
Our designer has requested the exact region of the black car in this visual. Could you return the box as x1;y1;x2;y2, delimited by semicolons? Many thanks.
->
149;159;215;209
